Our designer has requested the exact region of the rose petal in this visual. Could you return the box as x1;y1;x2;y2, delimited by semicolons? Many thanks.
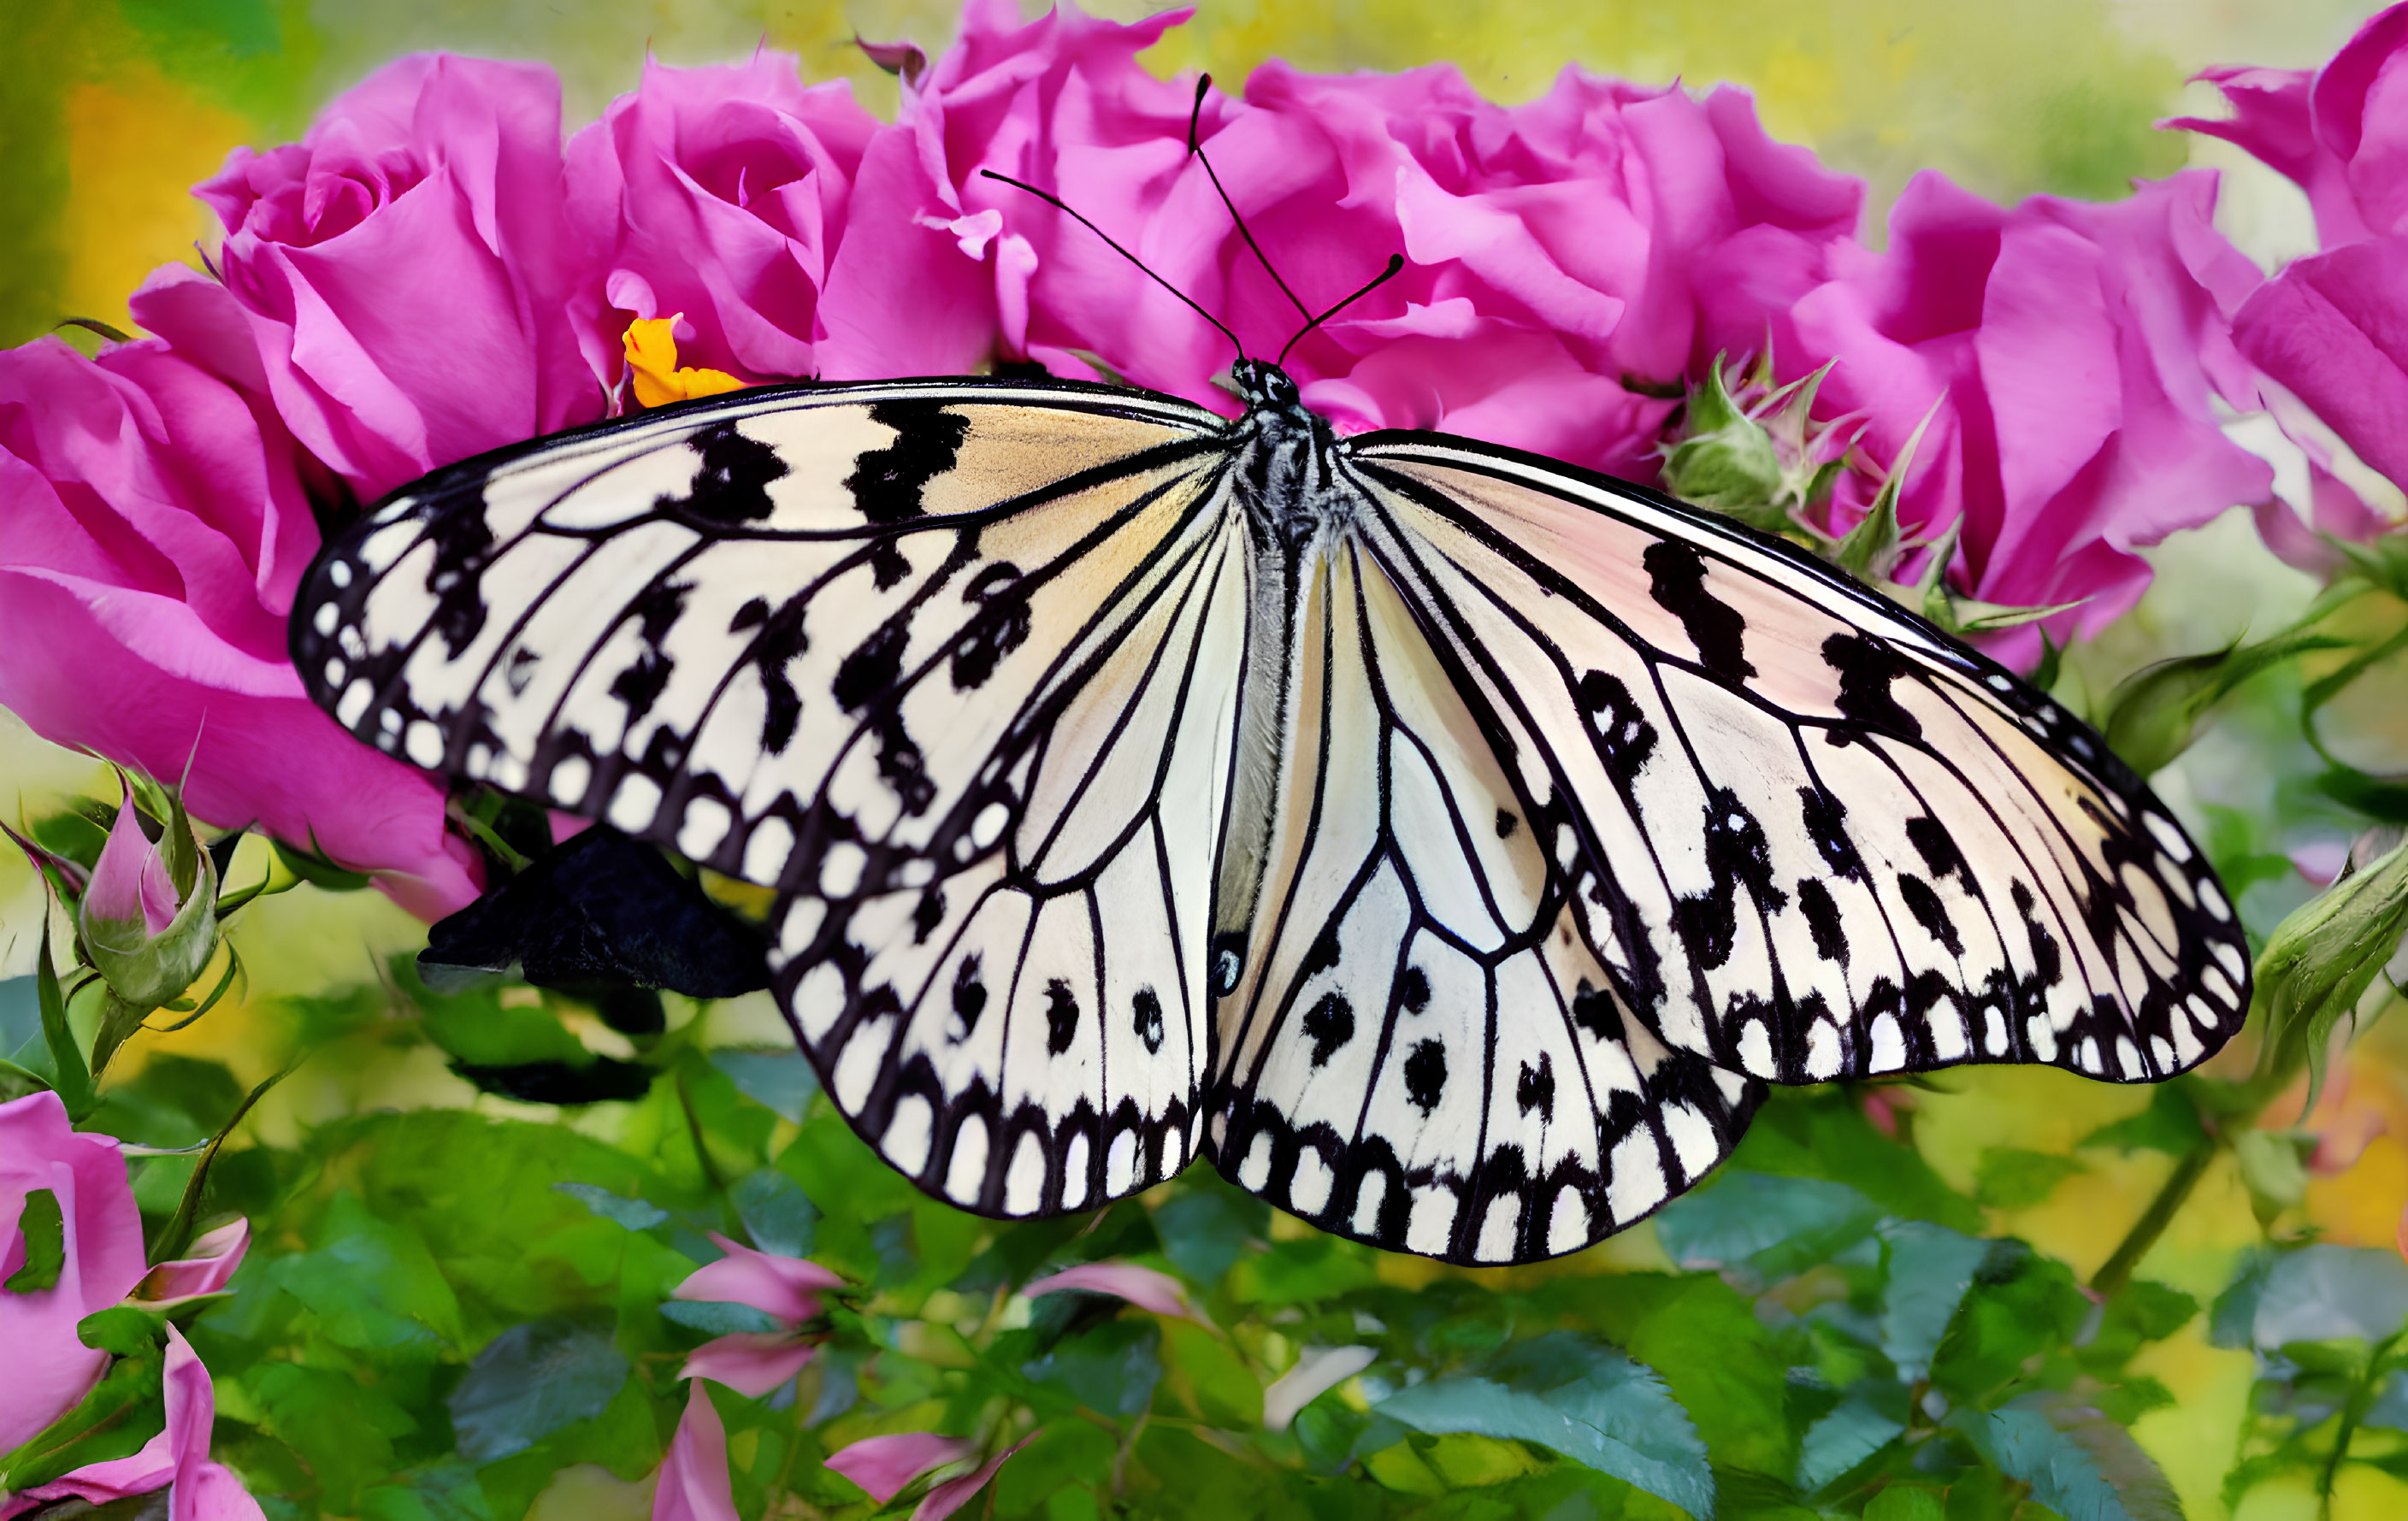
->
138;1217;251;1306
677;1331;817;1397
912;1436;1033;1521
652;1382;738;1521
0;1092;148;1453
824;1433;981;1505
671;1234;844;1324
1023;1261;1199;1322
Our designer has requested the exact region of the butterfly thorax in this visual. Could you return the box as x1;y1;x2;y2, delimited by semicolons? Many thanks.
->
1227;360;1349;550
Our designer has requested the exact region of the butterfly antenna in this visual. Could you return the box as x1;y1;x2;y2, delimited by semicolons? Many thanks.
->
1278;254;1405;366
977;169;1247;362
1187;75;1311;323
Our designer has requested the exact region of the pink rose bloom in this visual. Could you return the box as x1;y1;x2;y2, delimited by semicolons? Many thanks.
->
196;53;609;501
670;1233;844;1396
568;54;882;384
829;0;1860;477
1761;170;2274;644
0;1093;145;1453
1;1325;265;1521
2171;4;2408;515
0;270;480;917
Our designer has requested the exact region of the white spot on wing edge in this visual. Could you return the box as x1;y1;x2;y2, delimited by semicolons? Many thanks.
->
945;1114;990;1205
1290;1148;1334;1216
1606;1130;1665;1223
1474;1196;1521;1263
886;1095;934;1176
549;754;592;807
1546;1186;1590;1256
1003;1131;1048;1216
744;815;795;885
1060;1133;1091;1210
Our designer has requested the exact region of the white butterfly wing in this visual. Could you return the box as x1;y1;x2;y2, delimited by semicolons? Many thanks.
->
292;381;1229;904
770;488;1248;1217
1211;535;1761;1265
1347;437;2252;1089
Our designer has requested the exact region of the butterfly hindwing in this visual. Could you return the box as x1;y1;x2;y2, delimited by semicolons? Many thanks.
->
768;492;1250;1218
1211;536;1762;1265
292;380;1229;904
1349;437;2252;1089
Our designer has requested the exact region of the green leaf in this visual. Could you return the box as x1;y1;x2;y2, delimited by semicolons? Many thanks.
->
2080;1085;2207;1157
358;1461;496;1521
2249;838;2408;1116
1795;1394;1906;1492
552;1182;669;1231
1729;1091;1984;1231
2224;1245;2408;1348
1866;1485;1947;1521
1655;1170;1881;1283
1973;1147;2087;1209
34;908;96;1119
731;1165;818;1258
1880;1221;1993;1380
446;1315;631;1464
1373;1332;1713;1518
1931;1247;2090;1405
1154;1179;1271;1284
707;1047;818;1122
74;1303;168;1357
1948;1394;2182;1521
4;1187;63;1292
270;1191;465;1352
1022;1315;1163;1416
270;837;375;891
402;960;593;1070
659;1300;784;1335
1662;359;1787;524
246;1361;419;1514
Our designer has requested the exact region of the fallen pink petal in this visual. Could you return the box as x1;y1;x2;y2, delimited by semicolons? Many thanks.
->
671;1234;844;1324
912;1436;1033;1521
823;1432;981;1505
676;1329;817;1397
1023;1261;1200;1321
651;1382;738;1521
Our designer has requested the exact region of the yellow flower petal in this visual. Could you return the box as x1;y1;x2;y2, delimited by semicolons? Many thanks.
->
623;315;746;409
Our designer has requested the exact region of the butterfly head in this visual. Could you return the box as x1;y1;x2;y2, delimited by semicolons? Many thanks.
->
1230;358;1303;414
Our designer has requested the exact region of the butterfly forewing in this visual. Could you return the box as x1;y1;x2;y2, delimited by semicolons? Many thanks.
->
1348;438;2252;1088
292;381;1230;904
1210;536;1761;1265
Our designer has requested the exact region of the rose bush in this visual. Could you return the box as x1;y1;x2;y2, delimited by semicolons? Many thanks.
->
0;275;478;917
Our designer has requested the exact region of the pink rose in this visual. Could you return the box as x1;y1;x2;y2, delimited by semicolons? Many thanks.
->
0;1092;145;1453
567;54;882;383
1762;170;2274;645
0;271;480;918
2172;6;2408;512
2167;3;2408;249
1;1326;265;1521
195;53;609;501
831;0;1861;478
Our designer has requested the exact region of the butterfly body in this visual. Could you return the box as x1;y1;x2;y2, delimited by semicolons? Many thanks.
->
293;363;2250;1265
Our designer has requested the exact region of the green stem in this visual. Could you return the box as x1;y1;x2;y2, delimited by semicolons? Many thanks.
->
2089;1133;2220;1298
675;1070;745;1242
2318;1332;2401;1520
